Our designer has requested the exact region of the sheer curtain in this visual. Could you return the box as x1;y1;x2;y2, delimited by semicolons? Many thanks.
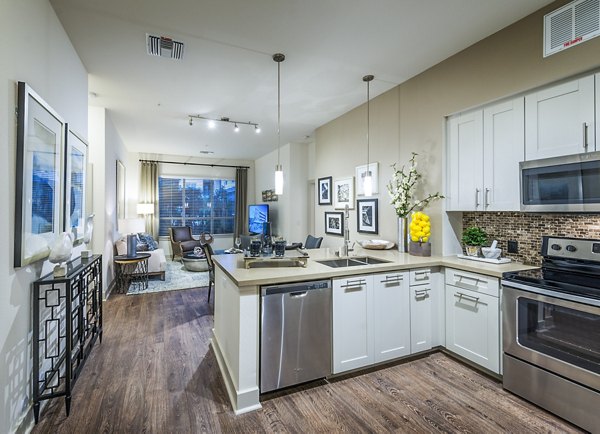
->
234;167;248;240
139;161;159;237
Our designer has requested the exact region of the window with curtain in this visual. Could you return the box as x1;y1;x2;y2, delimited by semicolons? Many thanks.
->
158;176;236;236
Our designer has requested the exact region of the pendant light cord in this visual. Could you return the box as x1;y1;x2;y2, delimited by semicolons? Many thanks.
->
277;58;281;166
366;78;370;170
363;75;374;175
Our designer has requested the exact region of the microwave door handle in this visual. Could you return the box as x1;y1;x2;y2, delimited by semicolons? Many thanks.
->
583;122;588;151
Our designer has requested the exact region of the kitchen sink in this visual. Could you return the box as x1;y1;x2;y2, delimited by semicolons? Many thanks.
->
317;256;390;268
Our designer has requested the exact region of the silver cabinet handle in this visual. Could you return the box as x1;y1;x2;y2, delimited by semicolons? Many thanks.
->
341;279;366;288
454;291;480;304
485;188;491;207
583;122;589;150
475;188;481;208
381;275;403;283
414;288;430;297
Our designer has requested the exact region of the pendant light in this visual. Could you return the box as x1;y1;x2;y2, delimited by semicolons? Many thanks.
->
363;74;374;197
273;53;285;195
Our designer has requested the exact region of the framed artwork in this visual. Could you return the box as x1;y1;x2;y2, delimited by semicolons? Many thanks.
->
15;82;65;267
317;176;332;205
116;160;126;220
357;198;378;234
64;126;88;245
355;162;379;196
334;177;354;209
324;211;344;236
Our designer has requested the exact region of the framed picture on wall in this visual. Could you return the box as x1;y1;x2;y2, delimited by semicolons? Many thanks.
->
334;177;354;209
14;82;66;267
357;198;378;234
355;162;379;196
317;176;332;205
116;160;125;220
64;126;88;245
324;211;344;236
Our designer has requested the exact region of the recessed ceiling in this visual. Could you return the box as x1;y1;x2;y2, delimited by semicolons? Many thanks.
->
50;0;555;160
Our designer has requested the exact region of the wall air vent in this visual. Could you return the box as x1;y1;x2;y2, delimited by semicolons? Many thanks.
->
146;34;184;60
544;0;600;57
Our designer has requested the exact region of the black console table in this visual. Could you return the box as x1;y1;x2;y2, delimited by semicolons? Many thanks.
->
32;255;103;423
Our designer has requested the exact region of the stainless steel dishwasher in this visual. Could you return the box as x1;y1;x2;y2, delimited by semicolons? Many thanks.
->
260;280;332;393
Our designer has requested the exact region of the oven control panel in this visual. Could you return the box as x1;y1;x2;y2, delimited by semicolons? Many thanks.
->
543;236;600;262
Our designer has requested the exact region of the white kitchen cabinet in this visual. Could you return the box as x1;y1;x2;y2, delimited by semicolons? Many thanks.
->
410;284;432;354
445;269;500;374
447;97;524;211
525;75;595;160
483;98;524;211
447;110;484;211
332;275;374;373
372;271;411;363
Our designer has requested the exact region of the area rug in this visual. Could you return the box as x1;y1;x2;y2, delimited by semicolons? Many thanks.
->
127;260;209;295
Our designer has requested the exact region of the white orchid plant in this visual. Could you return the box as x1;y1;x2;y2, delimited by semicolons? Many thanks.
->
387;152;444;218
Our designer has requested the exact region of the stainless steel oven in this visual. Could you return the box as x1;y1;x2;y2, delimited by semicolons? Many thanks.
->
502;236;600;432
520;151;600;212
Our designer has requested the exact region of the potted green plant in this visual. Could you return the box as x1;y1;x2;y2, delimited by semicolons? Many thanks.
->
461;226;488;257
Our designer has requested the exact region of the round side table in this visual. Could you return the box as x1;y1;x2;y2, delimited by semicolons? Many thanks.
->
114;253;151;293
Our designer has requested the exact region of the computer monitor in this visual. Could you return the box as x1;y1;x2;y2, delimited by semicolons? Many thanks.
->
248;204;269;234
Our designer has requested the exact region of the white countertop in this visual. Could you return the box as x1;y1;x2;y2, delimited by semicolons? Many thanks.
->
212;247;538;287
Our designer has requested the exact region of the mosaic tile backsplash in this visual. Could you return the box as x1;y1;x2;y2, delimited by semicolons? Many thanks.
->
462;212;600;266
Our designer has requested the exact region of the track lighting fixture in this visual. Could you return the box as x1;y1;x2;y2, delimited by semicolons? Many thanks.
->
187;114;259;133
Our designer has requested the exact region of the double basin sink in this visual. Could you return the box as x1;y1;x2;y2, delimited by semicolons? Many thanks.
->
317;256;390;268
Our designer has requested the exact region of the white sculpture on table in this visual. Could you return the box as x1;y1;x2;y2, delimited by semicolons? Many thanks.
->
81;214;95;258
49;232;74;277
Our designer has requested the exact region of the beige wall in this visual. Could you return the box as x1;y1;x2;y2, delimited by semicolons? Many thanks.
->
315;0;600;255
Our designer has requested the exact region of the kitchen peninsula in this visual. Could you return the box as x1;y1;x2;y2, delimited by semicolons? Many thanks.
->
210;248;536;414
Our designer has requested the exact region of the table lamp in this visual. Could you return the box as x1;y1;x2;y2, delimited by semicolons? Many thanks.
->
118;218;145;257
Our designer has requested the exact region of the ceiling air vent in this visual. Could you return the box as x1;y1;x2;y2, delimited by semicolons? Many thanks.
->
544;0;600;57
146;34;184;60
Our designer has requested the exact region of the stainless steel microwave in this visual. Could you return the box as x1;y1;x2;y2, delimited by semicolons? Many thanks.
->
520;151;600;212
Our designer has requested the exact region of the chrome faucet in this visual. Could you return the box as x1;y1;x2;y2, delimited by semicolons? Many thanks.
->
341;204;351;256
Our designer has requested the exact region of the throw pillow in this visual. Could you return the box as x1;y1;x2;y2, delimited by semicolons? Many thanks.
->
136;242;149;252
137;233;159;251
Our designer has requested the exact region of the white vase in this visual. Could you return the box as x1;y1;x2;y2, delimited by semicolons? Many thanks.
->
398;217;409;253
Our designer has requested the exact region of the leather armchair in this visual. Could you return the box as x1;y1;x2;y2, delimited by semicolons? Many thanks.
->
169;226;202;260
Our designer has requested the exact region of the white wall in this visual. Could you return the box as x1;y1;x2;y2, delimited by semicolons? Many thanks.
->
254;143;309;243
89;108;130;292
0;1;88;433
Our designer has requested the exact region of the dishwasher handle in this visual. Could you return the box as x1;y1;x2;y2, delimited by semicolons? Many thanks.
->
262;279;331;296
289;291;308;298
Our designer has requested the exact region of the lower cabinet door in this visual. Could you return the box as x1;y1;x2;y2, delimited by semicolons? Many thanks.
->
332;275;374;373
373;272;411;363
445;285;500;373
410;285;432;354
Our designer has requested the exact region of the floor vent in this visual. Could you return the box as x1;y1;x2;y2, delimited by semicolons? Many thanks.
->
147;34;184;60
544;0;600;57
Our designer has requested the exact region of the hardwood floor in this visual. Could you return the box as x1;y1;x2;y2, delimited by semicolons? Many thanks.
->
32;287;582;434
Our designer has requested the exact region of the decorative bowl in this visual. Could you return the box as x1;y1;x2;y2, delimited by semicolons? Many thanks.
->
357;240;395;250
481;247;502;259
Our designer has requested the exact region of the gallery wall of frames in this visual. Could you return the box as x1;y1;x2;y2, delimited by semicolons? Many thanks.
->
14;82;89;267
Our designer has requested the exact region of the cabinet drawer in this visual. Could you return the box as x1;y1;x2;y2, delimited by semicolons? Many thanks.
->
410;268;431;286
444;268;499;297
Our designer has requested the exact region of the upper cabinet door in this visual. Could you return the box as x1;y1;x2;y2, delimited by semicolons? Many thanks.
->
447;110;484;211
483;98;525;211
525;75;595;160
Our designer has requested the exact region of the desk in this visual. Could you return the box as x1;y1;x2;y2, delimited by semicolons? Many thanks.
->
114;253;150;293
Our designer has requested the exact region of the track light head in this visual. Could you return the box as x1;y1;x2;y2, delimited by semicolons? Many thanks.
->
189;118;193;126
234;123;239;132
208;120;216;129
255;125;261;133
